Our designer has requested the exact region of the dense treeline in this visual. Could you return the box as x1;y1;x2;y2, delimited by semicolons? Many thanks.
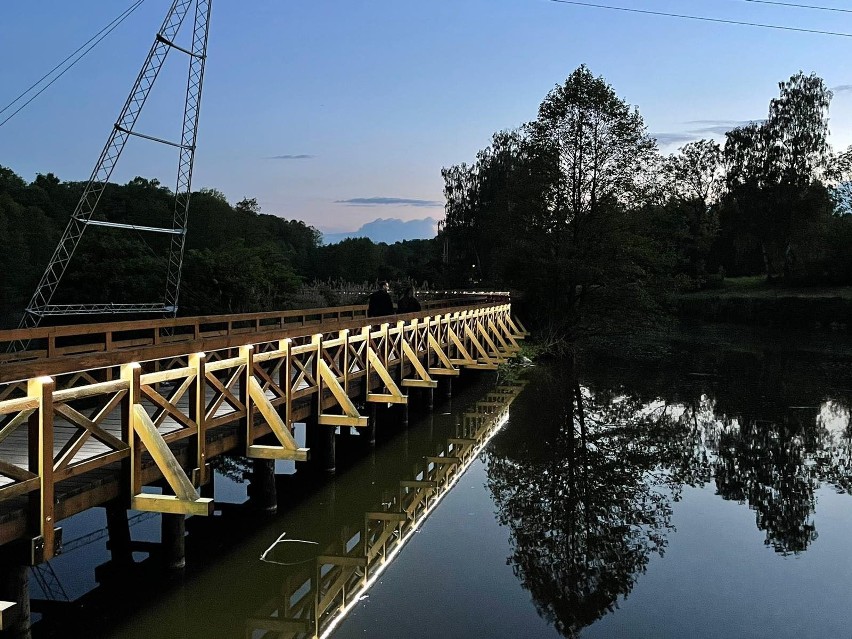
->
440;66;852;336
4;66;851;334
0;171;444;327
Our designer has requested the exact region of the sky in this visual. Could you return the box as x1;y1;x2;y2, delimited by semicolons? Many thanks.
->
2;0;852;241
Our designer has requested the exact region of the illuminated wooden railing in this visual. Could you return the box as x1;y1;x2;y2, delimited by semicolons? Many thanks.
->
250;380;527;639
0;299;527;562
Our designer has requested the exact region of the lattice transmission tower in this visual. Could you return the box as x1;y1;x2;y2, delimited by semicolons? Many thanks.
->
19;0;212;328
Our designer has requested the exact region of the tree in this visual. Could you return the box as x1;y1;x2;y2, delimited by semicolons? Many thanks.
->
722;72;834;280
665;140;723;283
528;66;662;330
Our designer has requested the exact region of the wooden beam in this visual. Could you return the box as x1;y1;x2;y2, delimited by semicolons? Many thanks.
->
247;377;310;458
131;493;213;516
477;323;509;362
131;405;211;516
247;444;309;461
366;348;405;404
317;360;368;426
447;325;476;366
464;324;501;365
400;341;437;388
426;333;460;376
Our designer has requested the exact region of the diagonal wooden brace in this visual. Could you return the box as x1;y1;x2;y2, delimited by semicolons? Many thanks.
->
463;325;500;369
130;405;213;516
317;360;368;426
366;347;407;404
427;333;460;376
496;316;521;352
506;315;529;337
401;341;437;389
447;325;477;366
246;377;309;461
477;323;509;362
490;318;519;354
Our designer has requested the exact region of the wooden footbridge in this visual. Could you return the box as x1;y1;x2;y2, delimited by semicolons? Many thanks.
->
0;295;526;633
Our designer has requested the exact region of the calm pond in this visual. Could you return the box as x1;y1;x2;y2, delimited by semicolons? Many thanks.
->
30;325;852;638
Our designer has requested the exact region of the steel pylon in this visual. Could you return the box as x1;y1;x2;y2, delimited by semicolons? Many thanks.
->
19;0;212;329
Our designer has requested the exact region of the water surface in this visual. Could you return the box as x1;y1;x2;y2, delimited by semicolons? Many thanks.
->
32;326;852;639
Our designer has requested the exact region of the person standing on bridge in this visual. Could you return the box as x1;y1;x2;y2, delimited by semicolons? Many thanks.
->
367;281;395;317
396;286;421;314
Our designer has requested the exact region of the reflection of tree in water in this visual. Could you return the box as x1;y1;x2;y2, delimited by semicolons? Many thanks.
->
486;364;709;637
485;341;852;636
714;417;819;554
582;341;852;557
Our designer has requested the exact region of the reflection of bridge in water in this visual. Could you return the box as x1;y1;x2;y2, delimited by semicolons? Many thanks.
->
250;380;526;639
0;297;526;635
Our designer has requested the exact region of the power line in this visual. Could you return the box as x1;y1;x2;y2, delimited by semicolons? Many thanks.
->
545;0;852;38
737;0;852;15
0;0;146;129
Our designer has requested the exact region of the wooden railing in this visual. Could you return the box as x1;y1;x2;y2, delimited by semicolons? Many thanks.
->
0;299;527;561
0;296;507;383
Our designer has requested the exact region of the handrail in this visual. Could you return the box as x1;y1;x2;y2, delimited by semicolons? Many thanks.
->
0;297;508;384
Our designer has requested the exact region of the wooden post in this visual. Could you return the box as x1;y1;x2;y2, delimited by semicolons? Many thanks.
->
104;500;132;565
427;387;434;411
27;376;55;562
161;513;186;570
188;352;209;487
368;404;377;447
120;363;143;499
249;459;277;514
0;562;29;638
322;426;336;474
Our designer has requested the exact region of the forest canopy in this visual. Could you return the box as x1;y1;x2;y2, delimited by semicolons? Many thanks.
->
3;66;851;332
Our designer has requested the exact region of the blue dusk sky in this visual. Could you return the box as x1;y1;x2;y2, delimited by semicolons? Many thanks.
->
2;0;851;239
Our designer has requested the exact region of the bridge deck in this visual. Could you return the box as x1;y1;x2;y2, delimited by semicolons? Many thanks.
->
0;298;527;558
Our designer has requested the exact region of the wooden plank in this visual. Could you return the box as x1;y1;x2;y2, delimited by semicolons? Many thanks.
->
400;379;437;388
131;493;213;516
317;415;368;427
366;393;408;404
0;397;39;415
53;379;127;403
246;444;309;461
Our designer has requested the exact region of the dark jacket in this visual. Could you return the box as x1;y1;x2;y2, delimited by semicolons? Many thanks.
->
367;289;394;317
397;295;421;314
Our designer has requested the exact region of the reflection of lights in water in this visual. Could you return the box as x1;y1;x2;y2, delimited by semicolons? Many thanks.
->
318;409;512;639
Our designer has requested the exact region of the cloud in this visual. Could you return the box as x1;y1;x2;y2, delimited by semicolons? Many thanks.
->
684;119;755;127
335;196;442;208
832;84;852;94
267;154;314;160
653;119;768;149
322;217;439;245
652;132;700;147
